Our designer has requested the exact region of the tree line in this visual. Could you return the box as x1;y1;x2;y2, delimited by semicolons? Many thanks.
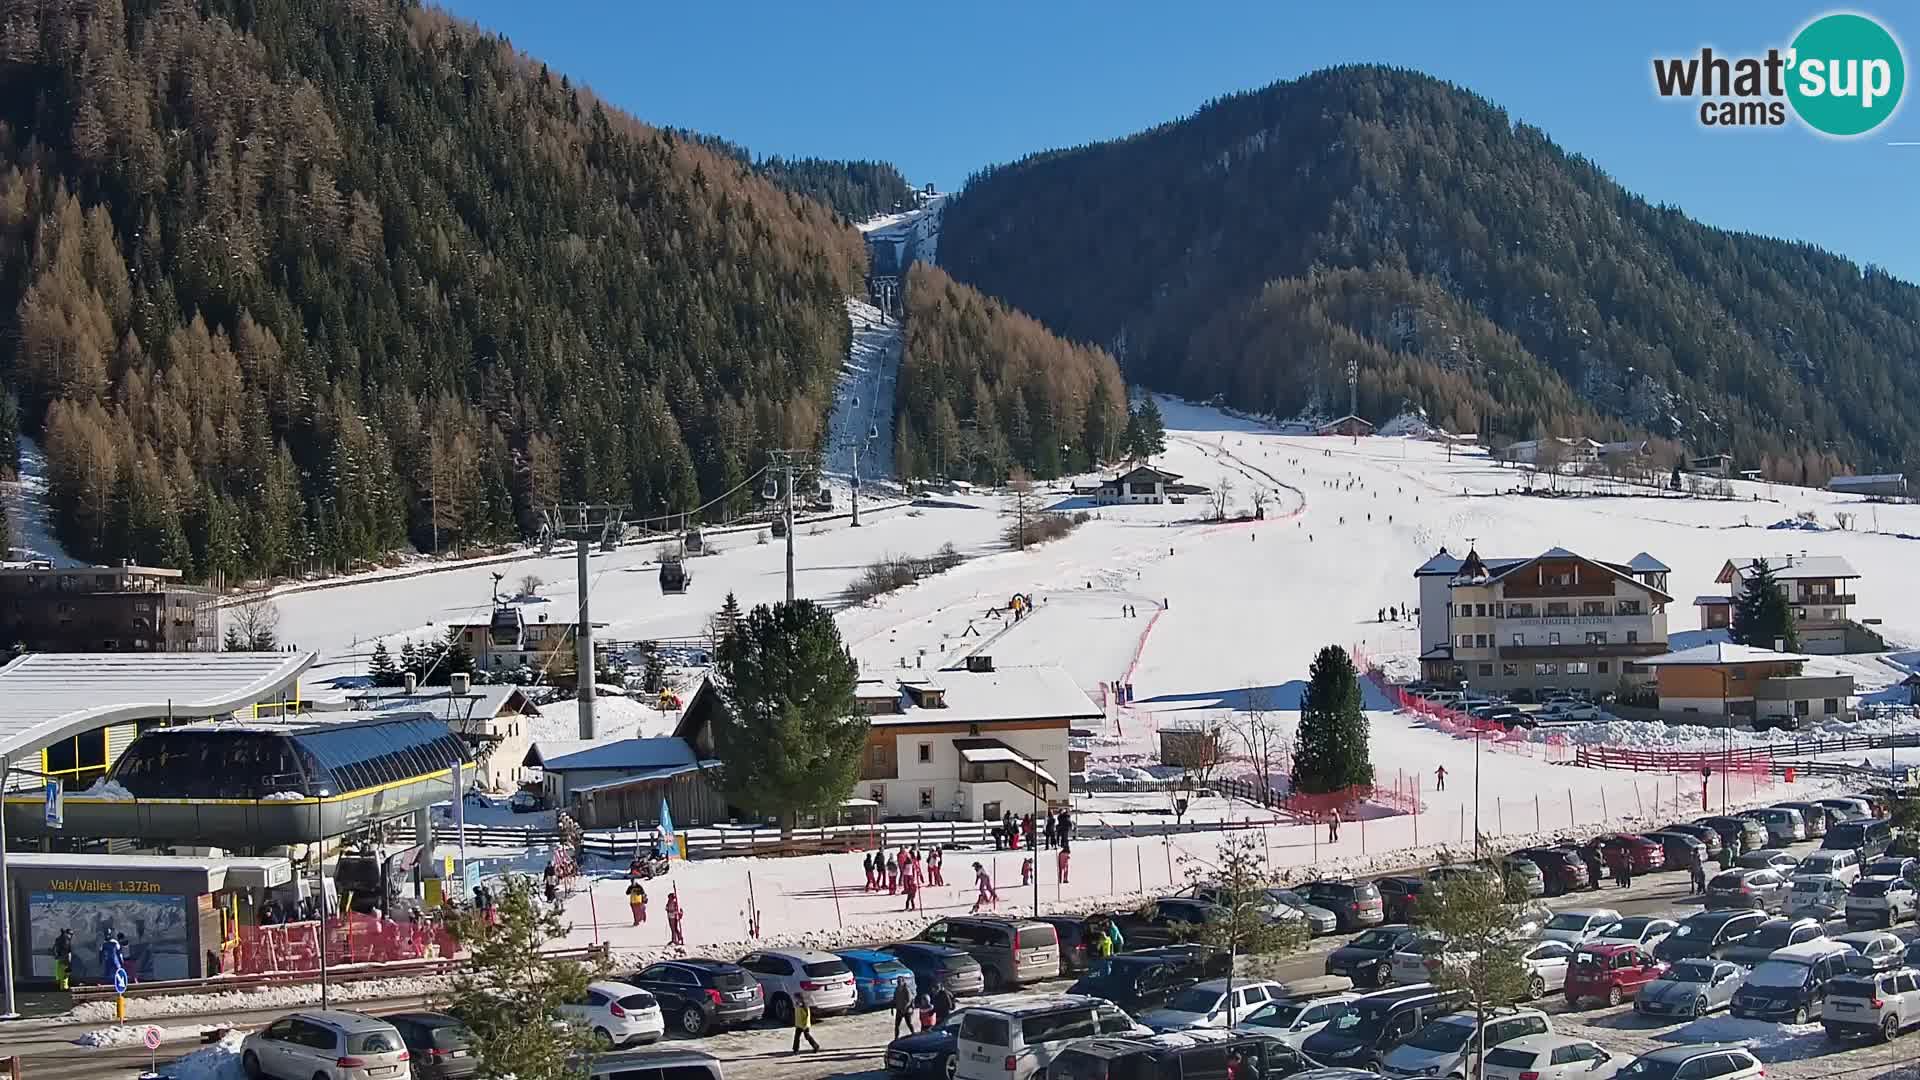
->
0;0;866;583
941;64;1920;485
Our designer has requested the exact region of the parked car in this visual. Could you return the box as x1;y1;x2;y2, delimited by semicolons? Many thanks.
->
581;1047;724;1080
1052;1030;1305;1080
1797;849;1864;886
1564;944;1664;1008
508;789;548;813
1538;909;1622;946
1865;856;1920;883
1588;917;1678;950
1583;835;1665;874
872;943;987;999
1234;993;1362;1049
1634;960;1747;1019
1390;934;1453;985
383;1012;476;1080
1705;868;1788;911
1736;849;1801;873
1109;899;1227;950
1068;954;1211;1016
1731;940;1854;1023
1425;864;1502;900
627;958;766;1036
1907;939;1920;970
1775;801;1833;838
555;980;665;1048
1483;1035;1622;1080
1832;930;1905;972
954;995;1146;1080
1035;916;1100;975
1538;703;1601;722
1825;818;1895;859
835;949;917;1010
1612;1044;1763;1080
1499;857;1548;899
1264;890;1342;936
1817;797;1875;822
917;916;1061;991
1738;807;1807;845
1510;849;1590;896
1141;978;1290;1032
1375;878;1427;924
1325;926;1422;989
1299;986;1467;1070
1377;1009;1551;1079
1787;875;1851;920
1654;910;1769;963
1659;823;1724;858
1847;876;1920;928
1298;880;1388;931
1520;940;1576;1000
736;949;857;1022
885;1009;967;1079
1642;832;1710;873
1696;816;1770;854
1824;969;1920;1042
1723;916;1828;968
242;1011;411;1080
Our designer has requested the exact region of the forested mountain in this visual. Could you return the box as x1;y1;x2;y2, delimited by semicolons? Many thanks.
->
0;0;868;582
943;65;1920;483
683;138;917;222
894;263;1126;482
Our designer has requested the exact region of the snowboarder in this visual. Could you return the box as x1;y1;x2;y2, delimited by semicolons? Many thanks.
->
892;978;915;1038
790;990;820;1054
52;928;73;990
1434;765;1446;791
665;889;685;946
627;880;648;925
1057;846;1071;884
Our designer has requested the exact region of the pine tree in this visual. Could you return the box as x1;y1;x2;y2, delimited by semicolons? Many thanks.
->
711;599;866;834
1131;397;1167;458
445;875;601;1080
1291;645;1374;794
437;626;474;683
222;625;246;652
642;648;668;694
400;640;420;681
368;640;399;687
1414;870;1533;1062
708;591;744;647
1730;559;1800;652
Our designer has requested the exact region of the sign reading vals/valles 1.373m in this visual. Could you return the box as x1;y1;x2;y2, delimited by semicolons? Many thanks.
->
1653;11;1906;135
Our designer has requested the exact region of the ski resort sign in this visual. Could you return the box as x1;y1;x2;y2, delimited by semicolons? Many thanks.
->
1652;12;1905;136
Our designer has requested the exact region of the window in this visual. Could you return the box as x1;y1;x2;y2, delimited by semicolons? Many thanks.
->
1511;633;1524;646
1598;662;1610;675
1546;602;1570;616
1626;630;1638;643
1509;603;1536;617
959;1013;1012;1047
1581;601;1607;616
1502;664;1518;677
1475;604;1488;617
1824;698;1840;715
1794;700;1811;718
918;743;931;763
1493;603;1505;618
1548;632;1561;646
1474;634;1489;648
1566;662;1589;675
1585;632;1608;645
919;787;935;809
1479;664;1494;677
1535;663;1558;676
1457;634;1472;648
870;746;886;766
1617;600;1643;615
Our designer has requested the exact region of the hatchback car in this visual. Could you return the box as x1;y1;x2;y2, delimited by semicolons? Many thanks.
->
1499;857;1548;899
1846;875;1920;928
1654;910;1768;963
1705;868;1787;911
627;958;765;1036
1377;1009;1550;1079
1374;877;1427;924
1510;849;1589;896
382;1012;475;1080
1390;934;1452;985
1325;926;1421;989
1140;978;1289;1032
1483;1035;1621;1080
1736;849;1800;873
876;942;987;999
1612;1044;1762;1080
1787;875;1851;920
1233;993;1360;1049
1584;835;1665;874
1263;889;1341;936
241;1011;410;1080
738;948;858;1021
1564;944;1663;1008
1538;909;1621;945
555;980;665;1048
1633;959;1746;1019
1642;832;1710;871
1588;917;1677;950
836;948;918;1010
1658;823;1723;858
1299;880;1387;931
1520;940;1575;999
1832;930;1905;972
1697;816;1769;854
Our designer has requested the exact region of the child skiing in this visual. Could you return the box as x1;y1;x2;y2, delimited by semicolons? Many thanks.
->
971;862;996;913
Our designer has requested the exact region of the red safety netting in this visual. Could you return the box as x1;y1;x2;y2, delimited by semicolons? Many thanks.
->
225;913;465;975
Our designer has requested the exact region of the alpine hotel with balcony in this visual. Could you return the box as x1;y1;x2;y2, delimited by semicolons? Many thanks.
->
1416;547;1672;695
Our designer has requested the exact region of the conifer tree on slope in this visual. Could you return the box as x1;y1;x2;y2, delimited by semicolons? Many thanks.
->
1730;558;1800;652
1291;645;1374;794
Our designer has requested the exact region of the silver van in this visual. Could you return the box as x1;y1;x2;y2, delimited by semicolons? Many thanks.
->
919;917;1062;991
956;994;1147;1080
1741;807;1806;845
583;1046;725;1079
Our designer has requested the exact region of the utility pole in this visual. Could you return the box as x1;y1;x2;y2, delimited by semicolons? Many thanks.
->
851;427;878;528
542;503;627;738
1347;357;1359;446
767;451;819;604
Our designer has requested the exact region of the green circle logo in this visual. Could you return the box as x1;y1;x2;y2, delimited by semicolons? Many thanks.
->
1787;13;1905;136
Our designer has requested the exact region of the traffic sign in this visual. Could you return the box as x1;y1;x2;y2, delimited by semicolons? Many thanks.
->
113;967;128;994
45;779;63;829
143;1025;162;1050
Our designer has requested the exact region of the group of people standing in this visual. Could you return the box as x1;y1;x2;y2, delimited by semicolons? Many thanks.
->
992;808;1073;852
890;976;958;1039
864;847;946;911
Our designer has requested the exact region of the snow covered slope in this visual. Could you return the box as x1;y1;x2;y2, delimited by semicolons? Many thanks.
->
1;436;84;565
822;297;900;487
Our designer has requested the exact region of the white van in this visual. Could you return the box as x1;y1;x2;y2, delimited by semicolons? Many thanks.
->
956;994;1147;1080
1796;850;1863;886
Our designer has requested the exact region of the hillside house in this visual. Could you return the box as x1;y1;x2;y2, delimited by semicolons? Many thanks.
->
1828;474;1909;499
1705;555;1875;654
1685;454;1734;478
444;609;609;675
1096;466;1184;506
1640;642;1854;727
1414;547;1671;695
1317;415;1376;438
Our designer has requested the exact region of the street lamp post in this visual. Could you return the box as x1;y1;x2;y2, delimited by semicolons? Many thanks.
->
1467;679;1482;858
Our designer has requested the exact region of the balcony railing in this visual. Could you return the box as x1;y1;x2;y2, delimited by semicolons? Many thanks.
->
1499;642;1669;660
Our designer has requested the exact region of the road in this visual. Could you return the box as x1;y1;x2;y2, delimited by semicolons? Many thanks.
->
14;850;1813;1080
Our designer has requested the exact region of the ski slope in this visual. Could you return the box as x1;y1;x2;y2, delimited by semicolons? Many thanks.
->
1;435;84;565
822;297;901;486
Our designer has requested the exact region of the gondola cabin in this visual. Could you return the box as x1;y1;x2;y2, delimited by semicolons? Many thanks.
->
659;552;690;594
683;528;704;555
770;516;788;539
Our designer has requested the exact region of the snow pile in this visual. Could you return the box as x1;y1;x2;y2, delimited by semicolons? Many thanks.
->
1662;1015;1823;1052
260;791;307;801
528;694;674;743
74;1023;210;1048
157;1030;248;1080
82;779;136;801
68;973;453;1023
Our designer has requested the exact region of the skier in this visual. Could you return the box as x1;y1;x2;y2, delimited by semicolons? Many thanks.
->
892;978;915;1039
626;880;648;925
1434;765;1446;791
971;862;996;913
903;865;920;911
665;889;686;946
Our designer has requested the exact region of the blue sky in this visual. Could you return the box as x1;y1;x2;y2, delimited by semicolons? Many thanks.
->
442;2;1919;283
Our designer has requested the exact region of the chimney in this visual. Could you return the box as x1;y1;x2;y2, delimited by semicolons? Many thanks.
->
450;672;471;695
404;672;418;694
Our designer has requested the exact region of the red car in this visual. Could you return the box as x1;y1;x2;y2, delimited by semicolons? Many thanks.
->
1564;943;1666;1007
1587;834;1665;874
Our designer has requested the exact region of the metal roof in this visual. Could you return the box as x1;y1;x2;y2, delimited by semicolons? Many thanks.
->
0;651;317;764
1639;643;1813;666
526;736;699;773
1721;556;1860;581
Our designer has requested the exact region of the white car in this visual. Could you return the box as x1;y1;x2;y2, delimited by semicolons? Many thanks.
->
240;1011;410;1080
1787;875;1851;919
737;948;859;1021
1139;978;1287;1031
1521;940;1576;999
555;980;665;1048
1846;876;1920;928
1391;935;1453;985
1538;909;1621;945
1588;917;1678;950
1232;993;1357;1048
1379;1009;1552;1079
1484;1034;1622;1080
1826;968;1920;1041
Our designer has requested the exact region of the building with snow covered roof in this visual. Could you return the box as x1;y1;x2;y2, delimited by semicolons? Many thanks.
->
1096;465;1184;505
524;735;724;827
1317;415;1375;438
1414;546;1672;696
1702;555;1878;654
1639;642;1853;728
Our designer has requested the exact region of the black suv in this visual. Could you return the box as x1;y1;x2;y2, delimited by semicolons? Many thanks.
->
1300;985;1466;1069
1109;898;1225;948
627;958;764;1036
1052;1031;1304;1080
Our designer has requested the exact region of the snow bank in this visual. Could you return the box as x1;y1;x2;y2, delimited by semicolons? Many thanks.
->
1663;1016;1823;1053
82;779;136;801
68;973;452;1024
75;1022;211;1047
260;791;307;801
160;1030;248;1080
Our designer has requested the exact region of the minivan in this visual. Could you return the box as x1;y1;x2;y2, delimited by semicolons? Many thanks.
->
1299;986;1467;1070
955;995;1146;1080
1729;939;1853;1023
241;1011;410;1080
1740;807;1806;845
919;917;1062;991
1824;818;1894;859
